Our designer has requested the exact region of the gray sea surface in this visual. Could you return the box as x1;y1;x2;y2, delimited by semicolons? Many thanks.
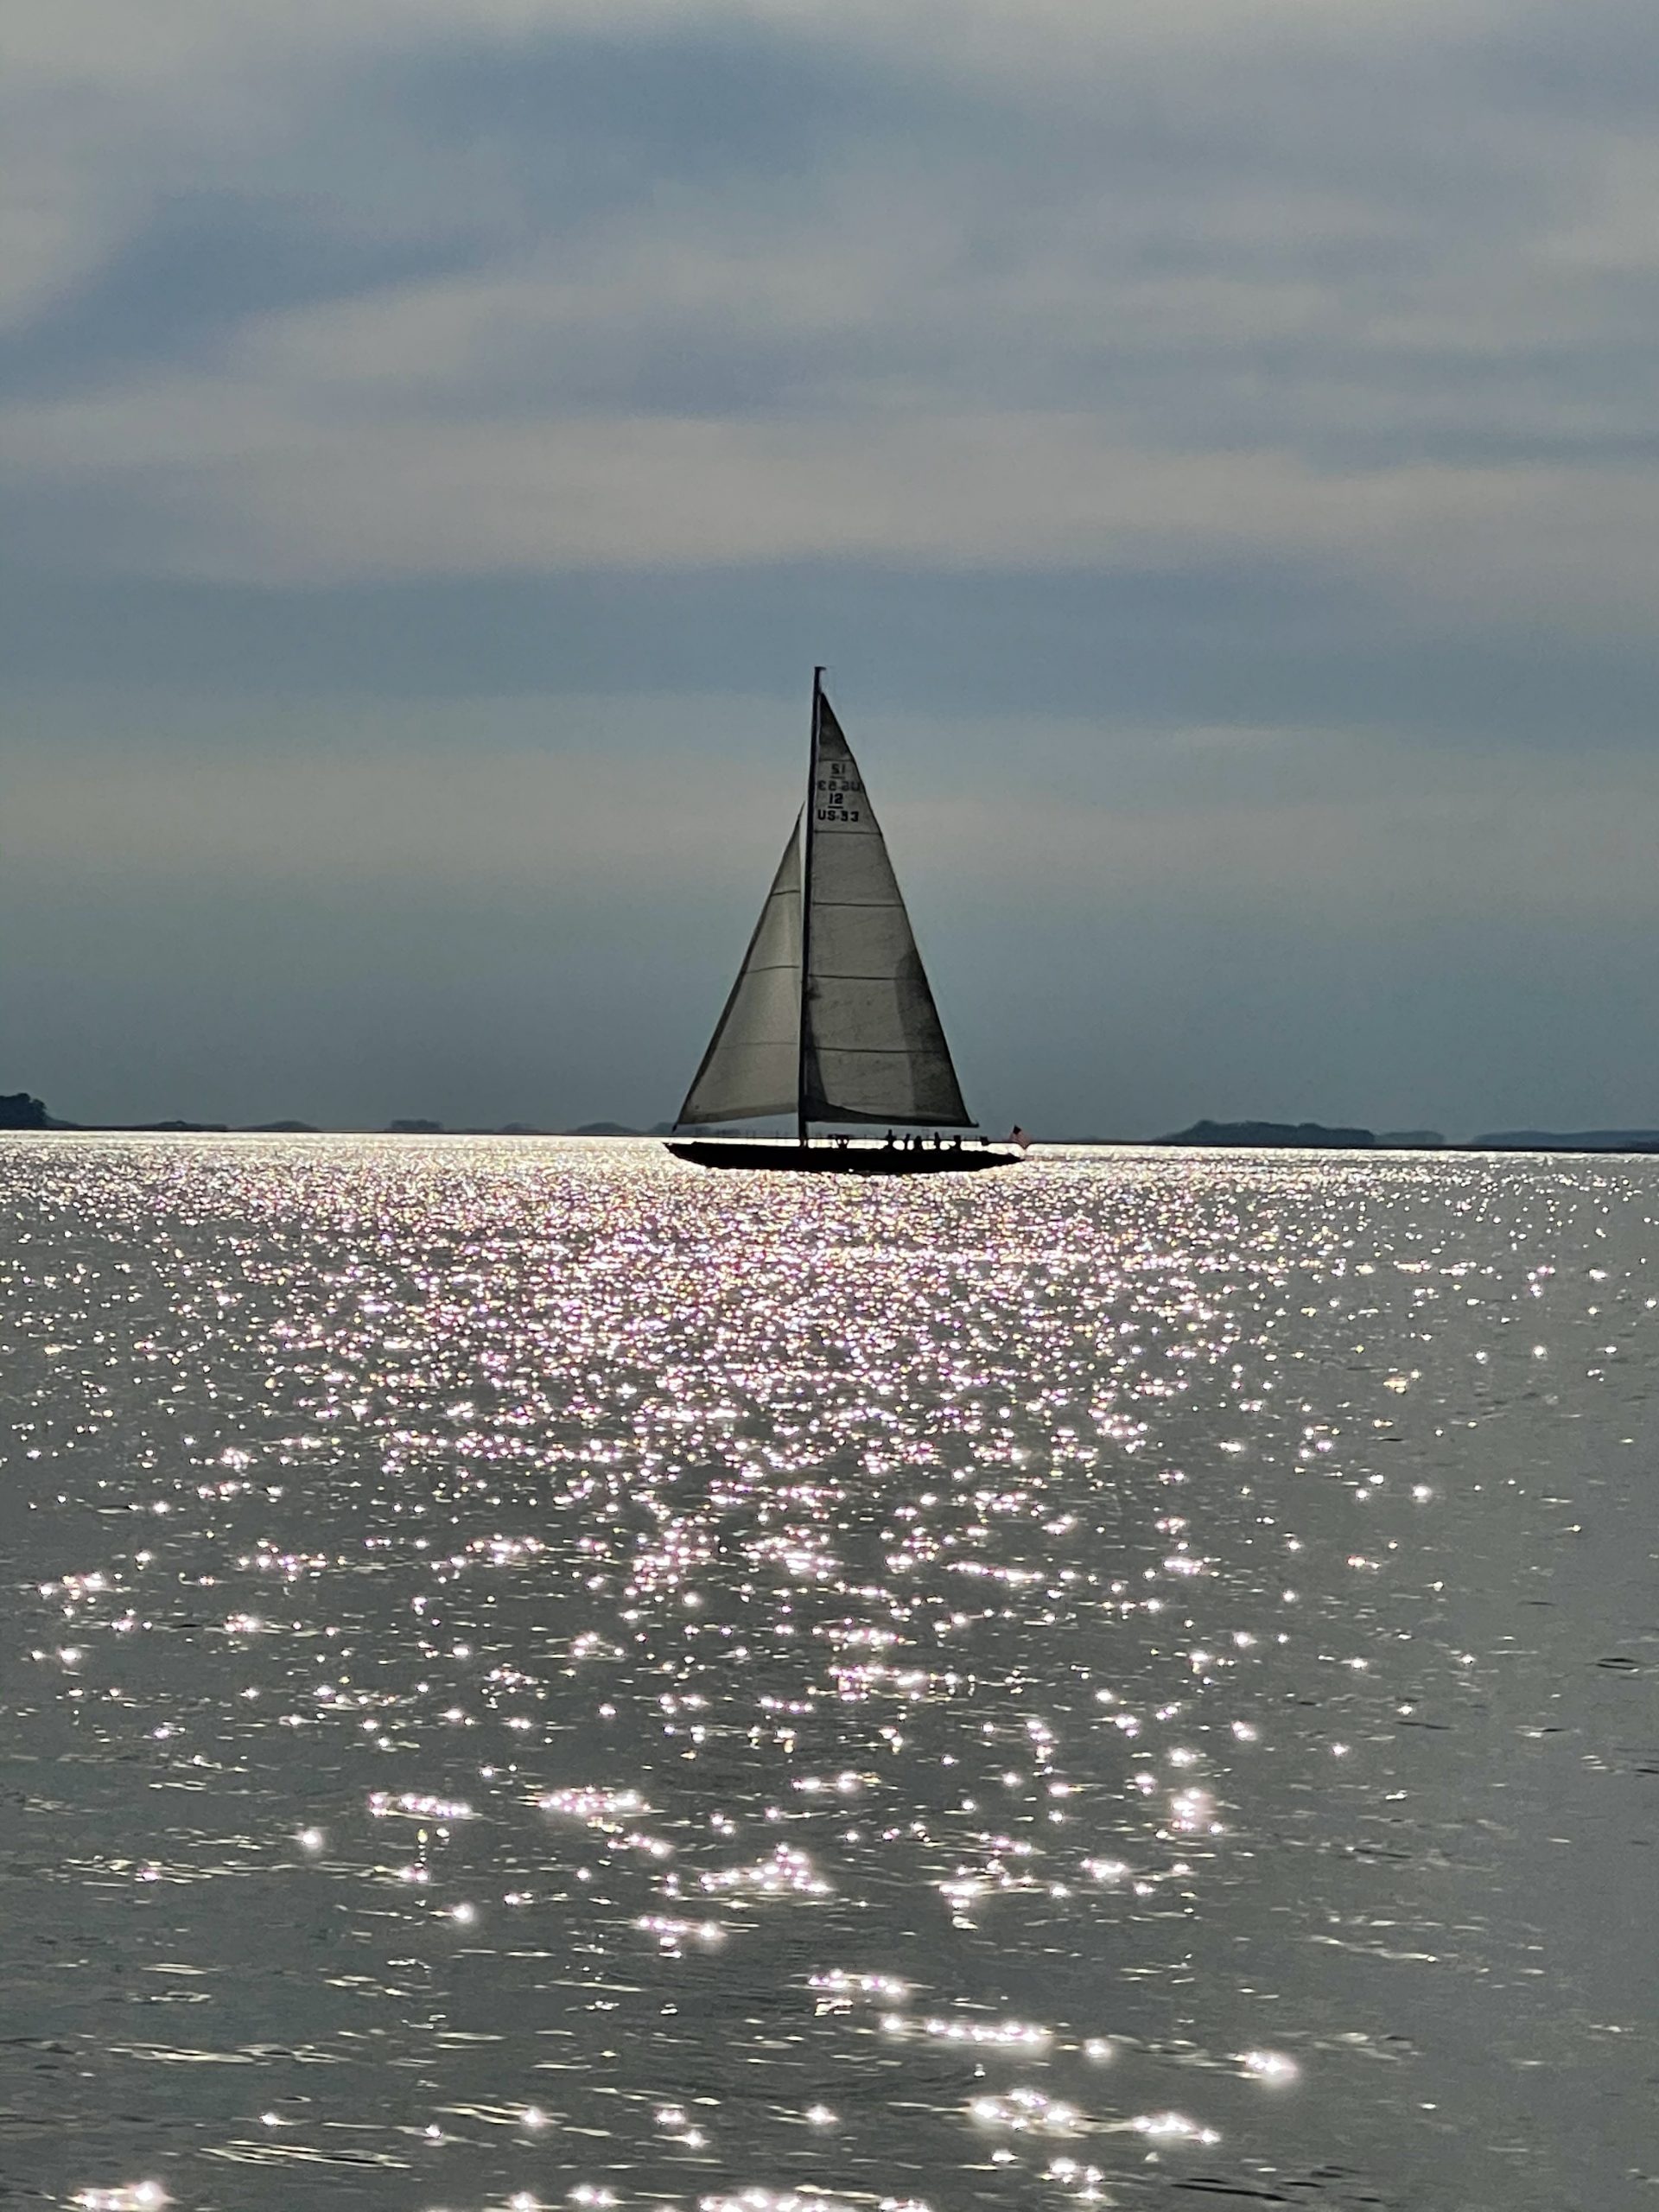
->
3;1136;1659;2212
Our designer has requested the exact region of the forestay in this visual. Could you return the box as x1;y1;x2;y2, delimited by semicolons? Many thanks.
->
800;702;970;1127
676;823;804;1126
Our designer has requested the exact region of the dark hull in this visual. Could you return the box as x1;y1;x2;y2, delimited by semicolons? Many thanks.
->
665;1140;1021;1175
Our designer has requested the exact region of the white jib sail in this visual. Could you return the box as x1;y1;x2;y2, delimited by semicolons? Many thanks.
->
676;820;803;1126
801;702;971;1127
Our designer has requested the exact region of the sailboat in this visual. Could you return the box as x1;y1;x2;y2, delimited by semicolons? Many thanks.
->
666;671;1021;1174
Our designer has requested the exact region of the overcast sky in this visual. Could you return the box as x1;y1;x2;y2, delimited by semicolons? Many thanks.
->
7;0;1659;1135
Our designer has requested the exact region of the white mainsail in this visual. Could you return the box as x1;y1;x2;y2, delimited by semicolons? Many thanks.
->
675;679;972;1133
800;701;970;1127
676;822;803;1126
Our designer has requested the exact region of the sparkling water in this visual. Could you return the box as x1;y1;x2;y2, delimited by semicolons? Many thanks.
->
4;1137;1657;2211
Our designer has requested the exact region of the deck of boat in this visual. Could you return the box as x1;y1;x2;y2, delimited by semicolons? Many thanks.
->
665;1140;1021;1175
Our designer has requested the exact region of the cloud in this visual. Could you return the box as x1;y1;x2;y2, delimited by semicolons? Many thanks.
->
10;0;1659;1128
0;693;794;892
3;0;1659;627
9;375;1659;631
9;692;1656;925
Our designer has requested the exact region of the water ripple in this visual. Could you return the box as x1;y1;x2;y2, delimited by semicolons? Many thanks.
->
4;1135;1657;2209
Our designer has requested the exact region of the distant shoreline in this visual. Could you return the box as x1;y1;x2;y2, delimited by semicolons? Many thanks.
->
7;1096;1659;1157
1141;1117;1659;1156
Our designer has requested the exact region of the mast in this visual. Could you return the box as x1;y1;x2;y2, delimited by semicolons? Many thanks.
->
797;666;824;1146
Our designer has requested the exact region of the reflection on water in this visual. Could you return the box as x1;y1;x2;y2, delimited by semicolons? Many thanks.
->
4;1136;1659;2210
